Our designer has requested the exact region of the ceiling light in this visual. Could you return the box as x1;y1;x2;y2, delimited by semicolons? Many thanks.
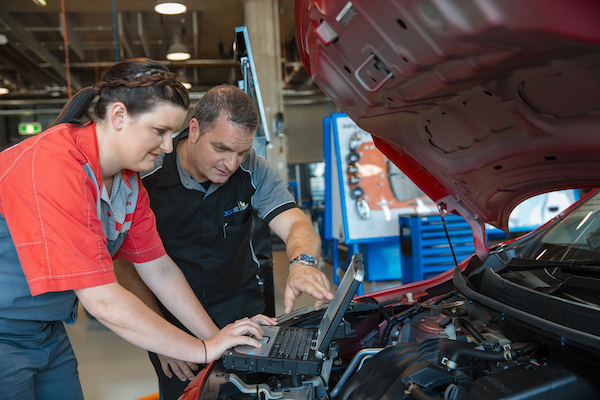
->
32;0;47;6
0;88;9;95
167;36;191;61
155;2;187;15
182;82;192;90
167;43;191;61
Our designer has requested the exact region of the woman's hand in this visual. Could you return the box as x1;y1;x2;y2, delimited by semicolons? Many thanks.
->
203;318;264;362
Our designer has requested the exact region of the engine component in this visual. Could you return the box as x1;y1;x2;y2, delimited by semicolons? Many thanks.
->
228;374;284;399
459;364;600;399
330;348;383;398
334;337;600;400
338;341;438;400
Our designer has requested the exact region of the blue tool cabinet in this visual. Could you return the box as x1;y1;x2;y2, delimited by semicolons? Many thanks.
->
399;214;477;283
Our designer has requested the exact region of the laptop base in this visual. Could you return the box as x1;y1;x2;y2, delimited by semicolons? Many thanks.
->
223;350;322;376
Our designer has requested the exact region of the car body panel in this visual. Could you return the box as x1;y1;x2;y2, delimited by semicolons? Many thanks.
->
295;0;600;232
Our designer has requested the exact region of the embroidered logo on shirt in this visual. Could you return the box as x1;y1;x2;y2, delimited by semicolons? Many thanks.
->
223;201;249;217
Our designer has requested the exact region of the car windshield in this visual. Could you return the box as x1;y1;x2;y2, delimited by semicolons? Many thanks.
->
528;190;600;263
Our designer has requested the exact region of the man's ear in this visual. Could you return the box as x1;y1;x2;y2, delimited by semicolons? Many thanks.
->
109;102;127;131
189;117;200;143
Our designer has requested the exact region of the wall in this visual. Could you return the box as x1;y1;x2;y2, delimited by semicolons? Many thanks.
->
284;100;339;164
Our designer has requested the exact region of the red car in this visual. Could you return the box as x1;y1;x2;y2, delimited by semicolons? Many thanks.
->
181;1;600;398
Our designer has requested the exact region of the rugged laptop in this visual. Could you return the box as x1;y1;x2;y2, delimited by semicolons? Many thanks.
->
223;253;365;376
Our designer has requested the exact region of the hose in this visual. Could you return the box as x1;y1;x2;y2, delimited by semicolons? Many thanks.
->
379;292;458;346
336;343;421;400
438;339;518;370
455;318;486;343
330;348;383;398
408;384;443;400
348;354;422;400
516;342;545;357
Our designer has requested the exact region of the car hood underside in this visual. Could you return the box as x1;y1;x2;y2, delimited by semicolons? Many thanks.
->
296;0;600;232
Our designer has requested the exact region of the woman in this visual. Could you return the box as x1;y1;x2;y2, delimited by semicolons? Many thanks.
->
0;58;268;399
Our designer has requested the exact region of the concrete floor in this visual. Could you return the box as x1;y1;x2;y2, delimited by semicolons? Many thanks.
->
66;250;399;400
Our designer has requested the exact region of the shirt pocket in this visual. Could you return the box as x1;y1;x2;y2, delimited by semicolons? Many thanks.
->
221;208;252;240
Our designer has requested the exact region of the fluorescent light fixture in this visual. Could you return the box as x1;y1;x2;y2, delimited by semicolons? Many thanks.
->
182;82;192;89
167;41;191;61
32;0;47;6
0;88;9;95
155;2;187;15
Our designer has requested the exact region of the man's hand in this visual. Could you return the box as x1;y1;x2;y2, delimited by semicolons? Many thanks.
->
284;264;334;314
157;354;200;381
250;314;278;326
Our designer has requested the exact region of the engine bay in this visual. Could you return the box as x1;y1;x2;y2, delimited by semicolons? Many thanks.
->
202;259;600;400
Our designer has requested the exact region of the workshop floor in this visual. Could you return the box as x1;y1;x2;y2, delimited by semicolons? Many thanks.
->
66;249;399;400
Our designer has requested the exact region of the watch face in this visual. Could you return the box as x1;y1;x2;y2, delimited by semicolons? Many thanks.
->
299;254;316;263
290;254;317;267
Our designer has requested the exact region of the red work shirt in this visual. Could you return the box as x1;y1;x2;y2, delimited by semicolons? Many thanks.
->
0;122;165;299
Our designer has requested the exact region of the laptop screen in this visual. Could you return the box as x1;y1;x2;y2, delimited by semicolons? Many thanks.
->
314;253;365;357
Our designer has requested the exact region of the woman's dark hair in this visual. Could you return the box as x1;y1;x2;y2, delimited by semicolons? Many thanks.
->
192;84;259;135
51;58;189;127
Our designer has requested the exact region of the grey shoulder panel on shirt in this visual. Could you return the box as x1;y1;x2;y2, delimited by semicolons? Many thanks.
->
240;147;297;221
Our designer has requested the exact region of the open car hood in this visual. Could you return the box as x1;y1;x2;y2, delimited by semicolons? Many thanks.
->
296;0;600;232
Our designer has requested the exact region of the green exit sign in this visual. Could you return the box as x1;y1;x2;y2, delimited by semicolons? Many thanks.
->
18;122;42;135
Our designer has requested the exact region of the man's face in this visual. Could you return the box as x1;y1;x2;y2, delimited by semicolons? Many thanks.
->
188;114;255;184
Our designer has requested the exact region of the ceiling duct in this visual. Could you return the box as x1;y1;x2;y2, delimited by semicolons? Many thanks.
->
0;4;82;90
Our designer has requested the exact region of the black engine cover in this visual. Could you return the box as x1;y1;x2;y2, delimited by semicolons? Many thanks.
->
467;364;599;400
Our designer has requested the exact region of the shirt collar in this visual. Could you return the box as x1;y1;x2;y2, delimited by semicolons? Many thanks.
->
76;121;136;190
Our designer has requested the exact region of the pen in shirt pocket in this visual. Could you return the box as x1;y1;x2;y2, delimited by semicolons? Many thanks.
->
223;222;228;239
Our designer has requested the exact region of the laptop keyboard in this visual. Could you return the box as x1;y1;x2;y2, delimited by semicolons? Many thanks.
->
270;328;314;360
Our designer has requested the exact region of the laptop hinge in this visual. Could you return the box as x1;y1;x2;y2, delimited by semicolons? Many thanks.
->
313;320;355;353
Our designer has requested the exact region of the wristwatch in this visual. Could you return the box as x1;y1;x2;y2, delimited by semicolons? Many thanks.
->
289;253;318;269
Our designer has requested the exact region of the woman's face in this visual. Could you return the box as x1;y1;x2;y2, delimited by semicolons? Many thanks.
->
113;102;187;172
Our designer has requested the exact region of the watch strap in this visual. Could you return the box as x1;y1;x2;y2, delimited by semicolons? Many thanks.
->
288;253;318;269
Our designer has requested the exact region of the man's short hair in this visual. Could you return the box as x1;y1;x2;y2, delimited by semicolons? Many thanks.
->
192;84;259;135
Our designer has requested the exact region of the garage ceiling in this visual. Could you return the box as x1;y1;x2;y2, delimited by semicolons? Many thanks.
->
0;0;306;100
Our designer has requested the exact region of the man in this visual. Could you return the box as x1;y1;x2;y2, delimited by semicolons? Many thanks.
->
115;84;334;400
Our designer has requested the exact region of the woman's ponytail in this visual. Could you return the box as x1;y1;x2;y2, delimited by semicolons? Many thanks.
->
50;87;96;127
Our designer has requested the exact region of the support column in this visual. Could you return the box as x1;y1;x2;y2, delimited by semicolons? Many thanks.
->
244;0;288;181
